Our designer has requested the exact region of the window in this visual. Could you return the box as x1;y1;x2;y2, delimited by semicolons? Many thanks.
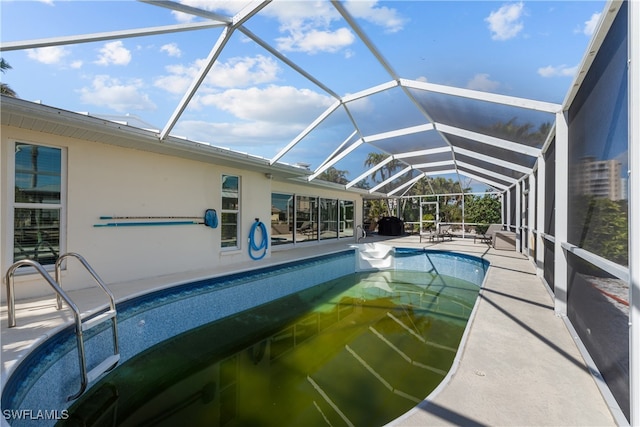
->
295;195;317;242
319;198;338;240
271;193;294;245
12;142;64;265
221;175;239;248
339;200;354;238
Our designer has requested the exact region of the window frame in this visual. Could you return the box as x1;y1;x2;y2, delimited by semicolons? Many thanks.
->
7;140;67;270
220;174;240;250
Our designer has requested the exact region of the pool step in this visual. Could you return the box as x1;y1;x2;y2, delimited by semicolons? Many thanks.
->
86;354;120;383
352;243;394;271
82;309;117;331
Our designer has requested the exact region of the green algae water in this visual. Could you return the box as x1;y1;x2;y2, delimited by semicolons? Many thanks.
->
61;270;479;427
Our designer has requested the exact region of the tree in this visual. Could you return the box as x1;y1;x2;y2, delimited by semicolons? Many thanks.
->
483;117;552;146
316;166;349;184
1;58;17;97
409;177;470;224
363;152;401;184
570;195;628;266
465;193;502;233
362;153;401;228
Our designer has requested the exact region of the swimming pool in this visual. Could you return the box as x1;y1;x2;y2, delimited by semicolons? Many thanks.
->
1;246;488;426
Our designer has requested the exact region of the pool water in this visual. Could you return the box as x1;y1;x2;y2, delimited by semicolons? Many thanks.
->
60;270;480;427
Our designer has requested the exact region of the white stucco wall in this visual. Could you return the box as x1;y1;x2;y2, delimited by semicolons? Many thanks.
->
1;125;362;300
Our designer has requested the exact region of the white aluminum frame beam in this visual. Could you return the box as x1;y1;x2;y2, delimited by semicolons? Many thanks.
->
317;130;358;171
0;22;225;52
342;81;400;104
346;146;451;189
515;180;522;251
239;26;340;100
554;111;569;316
536;153;546;277
270;100;341;165
435;123;541;158
563;0;622;108
363;123;434;143
386;174;426;196
506;187;512;228
160;1;270;141
629;0;640;424
317;124;436;177
346;156;394;189
369;166;413;193
307;138;365;181
332;1;399;81
456;161;517;184
454;147;532;175
394;146;451;159
422;169;458;177
412;160;455;169
139;0;233;23
456;171;508;191
528;172;536;260
160;26;232;140
400;78;562;113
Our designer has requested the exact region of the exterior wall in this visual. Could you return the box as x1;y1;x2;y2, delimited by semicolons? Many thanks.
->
1;125;362;300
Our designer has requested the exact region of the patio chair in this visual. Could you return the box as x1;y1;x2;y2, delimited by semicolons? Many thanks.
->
474;224;502;244
419;229;437;243
437;225;453;242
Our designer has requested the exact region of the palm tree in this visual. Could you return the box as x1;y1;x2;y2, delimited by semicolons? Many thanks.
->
363;152;401;183
317;166;349;184
484;117;552;146
1;58;17;97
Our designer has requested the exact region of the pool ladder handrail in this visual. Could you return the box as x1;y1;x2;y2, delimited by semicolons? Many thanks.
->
356;224;366;243
5;253;120;401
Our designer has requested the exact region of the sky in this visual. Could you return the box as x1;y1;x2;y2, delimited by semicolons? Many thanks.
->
0;0;606;191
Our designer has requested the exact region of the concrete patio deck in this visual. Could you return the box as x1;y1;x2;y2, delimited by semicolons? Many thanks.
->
1;235;620;426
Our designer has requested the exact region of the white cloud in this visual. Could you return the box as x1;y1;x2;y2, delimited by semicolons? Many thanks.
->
160;43;182;57
95;41;131;66
276;27;355;54
264;2;351;54
485;2;525;41
154;55;280;93
153;71;193;95
171;0;239;23
194;85;333;123
537;64;578;78
173;120;303;149
466;74;500;91
344;1;407;33
264;2;338;29
209;55;280;87
27;46;70;65
169;1;405;54
582;12;601;36
79;75;156;112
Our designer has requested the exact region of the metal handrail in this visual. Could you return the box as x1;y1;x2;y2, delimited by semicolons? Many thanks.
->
5;254;119;400
55;252;117;321
55;252;119;400
5;259;81;328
